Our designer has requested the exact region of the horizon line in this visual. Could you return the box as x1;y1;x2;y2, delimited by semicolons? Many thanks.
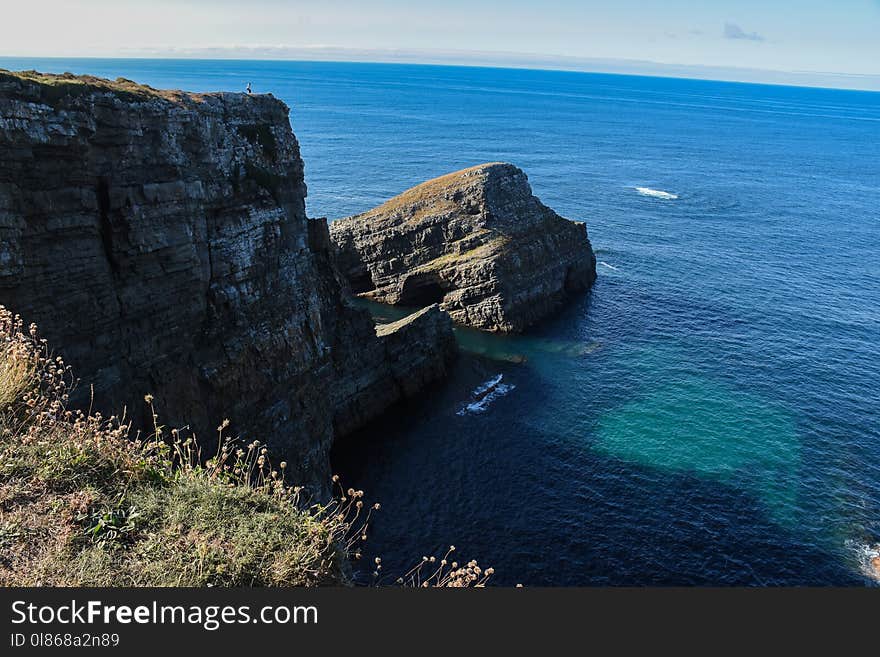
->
1;48;879;94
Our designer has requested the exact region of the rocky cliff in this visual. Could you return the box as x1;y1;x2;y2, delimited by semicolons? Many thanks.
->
0;70;455;493
329;163;597;332
332;302;457;436
305;219;457;437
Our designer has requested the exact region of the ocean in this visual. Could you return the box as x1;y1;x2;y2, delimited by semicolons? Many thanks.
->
3;58;878;585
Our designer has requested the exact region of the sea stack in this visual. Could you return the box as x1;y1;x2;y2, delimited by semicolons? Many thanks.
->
329;163;597;333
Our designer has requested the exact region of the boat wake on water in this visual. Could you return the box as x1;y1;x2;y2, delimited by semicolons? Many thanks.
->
457;374;515;415
635;186;679;200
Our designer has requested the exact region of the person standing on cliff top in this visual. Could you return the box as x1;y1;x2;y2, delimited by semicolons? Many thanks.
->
246;82;252;94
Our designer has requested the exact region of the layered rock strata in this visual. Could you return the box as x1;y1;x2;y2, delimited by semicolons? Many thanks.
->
0;70;455;492
329;163;597;333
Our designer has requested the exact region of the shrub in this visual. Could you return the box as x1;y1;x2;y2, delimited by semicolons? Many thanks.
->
388;546;495;588
0;306;493;587
0;306;371;586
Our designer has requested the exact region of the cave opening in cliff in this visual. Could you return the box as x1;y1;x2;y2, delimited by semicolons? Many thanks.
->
398;272;447;307
348;271;377;294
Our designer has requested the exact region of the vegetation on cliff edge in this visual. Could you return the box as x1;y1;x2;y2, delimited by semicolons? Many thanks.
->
0;69;197;104
0;305;369;586
0;305;494;587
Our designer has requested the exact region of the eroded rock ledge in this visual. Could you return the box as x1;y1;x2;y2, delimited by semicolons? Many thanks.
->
333;303;456;436
329;163;597;333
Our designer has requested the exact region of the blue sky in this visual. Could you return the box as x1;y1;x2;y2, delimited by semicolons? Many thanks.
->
2;1;879;89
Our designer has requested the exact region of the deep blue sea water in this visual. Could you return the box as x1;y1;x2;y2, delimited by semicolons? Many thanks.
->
3;58;879;585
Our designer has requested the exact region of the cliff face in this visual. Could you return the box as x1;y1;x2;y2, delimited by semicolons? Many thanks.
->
332;303;457;436
306;219;457;437
329;163;597;333
0;70;455;492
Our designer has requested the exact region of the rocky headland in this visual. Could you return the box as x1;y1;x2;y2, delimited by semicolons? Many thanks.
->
0;70;595;496
0;70;455;493
329;162;597;333
0;69;599;587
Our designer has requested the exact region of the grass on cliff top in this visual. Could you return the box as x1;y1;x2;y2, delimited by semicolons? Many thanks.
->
1;69;196;103
0;306;495;587
349;162;509;227
419;234;511;273
0;306;367;586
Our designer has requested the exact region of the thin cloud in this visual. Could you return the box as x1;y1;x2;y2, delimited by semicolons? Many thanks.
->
724;22;765;42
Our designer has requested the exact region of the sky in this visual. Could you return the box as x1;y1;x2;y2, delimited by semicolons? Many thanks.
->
1;0;879;89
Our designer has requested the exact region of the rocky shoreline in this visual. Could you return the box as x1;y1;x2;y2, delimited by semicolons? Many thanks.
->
0;70;595;492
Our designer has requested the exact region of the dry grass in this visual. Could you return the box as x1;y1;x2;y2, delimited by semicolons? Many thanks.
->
0;339;35;409
1;69;199;104
0;305;494;587
378;162;507;212
386;546;495;588
344;162;507;228
0;306;370;586
419;235;510;272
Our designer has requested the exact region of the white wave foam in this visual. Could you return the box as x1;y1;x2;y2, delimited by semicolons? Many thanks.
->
635;187;678;200
844;538;880;583
474;374;503;396
457;374;515;415
849;540;880;583
599;261;619;271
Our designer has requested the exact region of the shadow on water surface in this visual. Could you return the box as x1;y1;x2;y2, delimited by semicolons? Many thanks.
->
352;293;602;364
3;57;875;586
330;349;864;586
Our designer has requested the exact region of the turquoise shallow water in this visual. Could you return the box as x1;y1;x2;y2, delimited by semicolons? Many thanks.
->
3;58;878;585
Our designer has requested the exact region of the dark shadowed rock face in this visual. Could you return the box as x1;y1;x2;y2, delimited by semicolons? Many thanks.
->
0;70;455;493
332;303;457;436
329;162;597;333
